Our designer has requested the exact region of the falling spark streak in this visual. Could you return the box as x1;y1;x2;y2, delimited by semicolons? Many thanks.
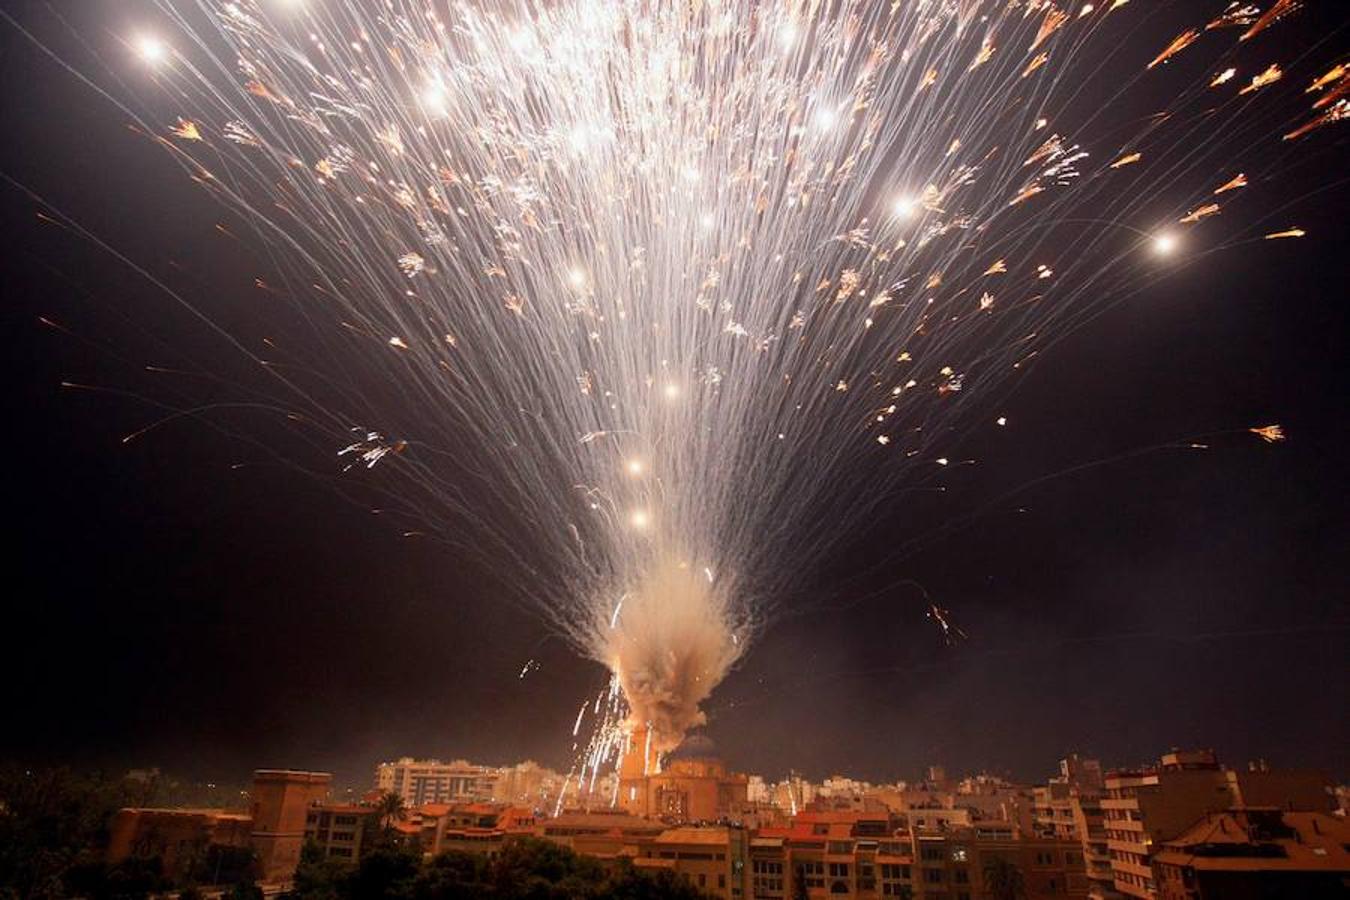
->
1250;424;1286;442
1148;30;1200;69
1179;204;1220;224
170;119;201;141
1307;65;1347;95
1215;173;1248;194
1264;228;1305;239
1240;0;1302;43
1110;152;1142;169
1239;65;1283;95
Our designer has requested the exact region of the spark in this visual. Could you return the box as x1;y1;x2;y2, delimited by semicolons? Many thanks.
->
1239;65;1283;95
1215;173;1247;194
170;119;201;141
135;35;167;65
1264;228;1305;240
1179;204;1220;224
338;430;407;471
1307;64;1347;94
1152;233;1178;255
1240;0;1302;43
1250;424;1286;443
927;603;967;645
1148;30;1200;69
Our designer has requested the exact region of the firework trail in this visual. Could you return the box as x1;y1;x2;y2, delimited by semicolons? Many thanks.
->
11;0;1345;759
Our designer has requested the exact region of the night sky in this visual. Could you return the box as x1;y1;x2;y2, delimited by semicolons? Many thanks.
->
2;2;1347;789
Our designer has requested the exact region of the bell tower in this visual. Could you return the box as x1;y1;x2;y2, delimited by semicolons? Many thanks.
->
618;723;657;816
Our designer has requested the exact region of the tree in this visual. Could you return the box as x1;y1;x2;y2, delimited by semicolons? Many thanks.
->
375;792;408;837
288;841;347;900
410;850;492;900
0;764;148;899
983;856;1027;900
342;845;420;900
226;881;265;900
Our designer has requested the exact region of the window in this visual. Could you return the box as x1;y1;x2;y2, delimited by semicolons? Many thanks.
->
829;863;850;878
924;868;944;883
954;868;969;884
922;846;945;861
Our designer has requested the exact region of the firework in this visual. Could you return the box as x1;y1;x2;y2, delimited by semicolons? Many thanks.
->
16;0;1343;772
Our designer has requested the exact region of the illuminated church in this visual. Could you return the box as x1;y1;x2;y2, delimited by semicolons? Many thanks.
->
618;726;748;822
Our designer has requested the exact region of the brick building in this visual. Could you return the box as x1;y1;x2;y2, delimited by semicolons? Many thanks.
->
1151;808;1349;900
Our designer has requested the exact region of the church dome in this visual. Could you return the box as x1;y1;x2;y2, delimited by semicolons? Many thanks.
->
666;732;719;761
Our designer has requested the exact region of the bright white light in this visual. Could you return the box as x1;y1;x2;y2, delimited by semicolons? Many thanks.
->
1153;233;1177;255
135;35;167;64
421;81;448;114
778;21;798;50
892;196;918;219
568;268;586;289
626;458;645;477
630;509;650;529
663;383;680;400
814;106;837;131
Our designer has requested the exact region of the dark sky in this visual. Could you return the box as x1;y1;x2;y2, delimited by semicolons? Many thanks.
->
2;1;1347;790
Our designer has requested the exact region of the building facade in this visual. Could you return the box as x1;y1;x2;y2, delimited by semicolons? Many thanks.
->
618;730;749;822
374;758;499;807
1102;750;1332;899
250;769;333;881
1151;808;1349;900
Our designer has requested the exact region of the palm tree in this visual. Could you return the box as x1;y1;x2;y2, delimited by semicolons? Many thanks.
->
375;791;406;837
983;856;1027;900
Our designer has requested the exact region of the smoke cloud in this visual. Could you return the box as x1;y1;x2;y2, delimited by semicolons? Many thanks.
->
591;556;743;752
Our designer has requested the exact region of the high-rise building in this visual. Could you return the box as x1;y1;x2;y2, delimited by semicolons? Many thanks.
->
1101;750;1332;900
374;757;499;806
1033;756;1118;899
